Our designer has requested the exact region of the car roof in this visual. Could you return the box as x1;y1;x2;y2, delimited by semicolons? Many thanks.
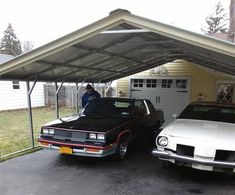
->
100;97;146;101
190;101;235;108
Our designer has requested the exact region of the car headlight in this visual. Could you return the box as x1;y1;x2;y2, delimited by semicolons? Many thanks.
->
157;136;168;146
97;134;105;140
42;128;54;135
42;128;49;134
89;133;97;139
48;129;54;135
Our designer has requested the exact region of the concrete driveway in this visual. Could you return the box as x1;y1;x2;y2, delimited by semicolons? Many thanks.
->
1;142;235;195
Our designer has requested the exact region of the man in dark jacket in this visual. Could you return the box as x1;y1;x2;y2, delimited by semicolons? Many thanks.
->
82;84;101;107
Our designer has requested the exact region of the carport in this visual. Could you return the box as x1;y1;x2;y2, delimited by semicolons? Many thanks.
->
1;9;235;153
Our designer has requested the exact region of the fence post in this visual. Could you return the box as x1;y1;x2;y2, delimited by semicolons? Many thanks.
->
75;83;79;113
75;80;86;112
55;82;64;119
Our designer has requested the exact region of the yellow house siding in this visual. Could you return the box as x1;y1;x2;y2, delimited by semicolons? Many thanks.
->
117;60;233;102
165;60;218;102
117;76;129;97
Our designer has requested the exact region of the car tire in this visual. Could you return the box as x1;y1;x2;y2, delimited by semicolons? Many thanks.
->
225;154;235;175
161;161;174;169
115;135;129;160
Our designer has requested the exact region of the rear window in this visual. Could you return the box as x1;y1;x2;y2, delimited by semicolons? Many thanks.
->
114;101;132;108
179;105;235;124
82;99;148;117
83;99;134;117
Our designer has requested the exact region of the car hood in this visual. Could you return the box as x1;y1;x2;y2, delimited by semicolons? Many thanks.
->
43;115;132;132
162;119;235;141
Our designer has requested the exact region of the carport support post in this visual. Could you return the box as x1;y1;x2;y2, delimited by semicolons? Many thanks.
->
75;80;85;113
55;82;64;119
26;80;37;149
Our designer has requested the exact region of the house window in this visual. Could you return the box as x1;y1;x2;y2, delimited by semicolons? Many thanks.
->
12;81;20;89
217;84;234;104
133;79;144;88
161;79;173;88
176;79;187;89
146;79;157;88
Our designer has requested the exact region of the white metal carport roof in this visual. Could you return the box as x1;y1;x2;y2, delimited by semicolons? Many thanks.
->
0;9;235;83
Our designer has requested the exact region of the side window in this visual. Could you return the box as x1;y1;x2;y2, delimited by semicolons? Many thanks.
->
134;100;147;115
145;100;155;113
217;84;234;104
12;81;20;89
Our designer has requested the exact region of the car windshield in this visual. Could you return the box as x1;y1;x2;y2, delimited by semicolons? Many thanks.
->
82;99;135;117
179;105;235;124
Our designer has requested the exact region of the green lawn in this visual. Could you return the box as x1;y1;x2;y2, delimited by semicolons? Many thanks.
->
0;107;76;157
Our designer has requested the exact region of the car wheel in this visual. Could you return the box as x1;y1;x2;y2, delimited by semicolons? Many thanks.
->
115;136;129;160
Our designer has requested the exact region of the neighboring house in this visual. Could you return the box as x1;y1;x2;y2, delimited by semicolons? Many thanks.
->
0;54;45;111
209;0;235;43
209;33;235;43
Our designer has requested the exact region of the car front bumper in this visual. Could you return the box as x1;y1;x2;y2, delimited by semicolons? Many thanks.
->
152;149;235;169
38;139;117;157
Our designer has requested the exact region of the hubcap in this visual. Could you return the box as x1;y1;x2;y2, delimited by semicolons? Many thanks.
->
119;139;128;157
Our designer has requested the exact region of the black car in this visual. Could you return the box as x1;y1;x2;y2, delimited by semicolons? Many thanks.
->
38;97;164;159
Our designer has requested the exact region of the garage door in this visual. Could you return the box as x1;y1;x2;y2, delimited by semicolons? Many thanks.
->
130;78;190;126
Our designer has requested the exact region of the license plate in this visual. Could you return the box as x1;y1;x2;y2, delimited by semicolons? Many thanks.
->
60;146;72;154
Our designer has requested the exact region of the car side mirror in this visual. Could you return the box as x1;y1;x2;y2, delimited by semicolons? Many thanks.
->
172;113;178;120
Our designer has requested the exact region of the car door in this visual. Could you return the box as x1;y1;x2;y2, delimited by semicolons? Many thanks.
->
130;100;150;138
145;99;161;127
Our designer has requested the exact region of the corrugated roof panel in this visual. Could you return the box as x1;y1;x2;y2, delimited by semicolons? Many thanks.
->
42;47;86;63
0;9;235;83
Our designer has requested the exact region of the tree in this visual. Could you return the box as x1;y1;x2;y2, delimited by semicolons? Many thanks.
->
22;41;34;53
0;23;22;56
202;1;228;34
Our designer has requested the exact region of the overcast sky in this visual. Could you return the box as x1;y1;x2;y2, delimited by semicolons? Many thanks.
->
0;0;231;47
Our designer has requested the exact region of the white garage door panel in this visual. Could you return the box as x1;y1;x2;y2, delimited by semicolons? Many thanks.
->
131;78;190;126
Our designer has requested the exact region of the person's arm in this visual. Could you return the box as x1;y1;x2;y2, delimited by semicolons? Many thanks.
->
82;93;86;107
95;91;101;98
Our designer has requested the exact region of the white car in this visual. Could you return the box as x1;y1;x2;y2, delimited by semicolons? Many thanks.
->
152;102;235;173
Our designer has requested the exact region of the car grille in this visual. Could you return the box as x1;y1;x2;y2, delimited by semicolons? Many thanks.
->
71;131;87;142
176;144;194;157
215;150;235;162
53;129;87;142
